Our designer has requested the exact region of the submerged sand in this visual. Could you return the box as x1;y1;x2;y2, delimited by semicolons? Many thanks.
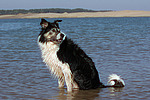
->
0;10;150;19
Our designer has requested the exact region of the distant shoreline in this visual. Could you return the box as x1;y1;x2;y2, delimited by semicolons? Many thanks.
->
0;10;150;19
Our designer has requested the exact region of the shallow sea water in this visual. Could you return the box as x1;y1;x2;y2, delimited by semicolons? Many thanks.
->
0;18;150;99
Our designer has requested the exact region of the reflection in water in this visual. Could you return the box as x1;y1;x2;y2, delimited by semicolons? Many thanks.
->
53;87;124;100
54;88;102;100
108;87;124;96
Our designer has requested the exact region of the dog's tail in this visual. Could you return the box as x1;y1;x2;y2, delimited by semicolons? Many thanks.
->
104;74;125;88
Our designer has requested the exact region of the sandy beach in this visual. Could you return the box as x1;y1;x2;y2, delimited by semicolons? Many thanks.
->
0;10;150;19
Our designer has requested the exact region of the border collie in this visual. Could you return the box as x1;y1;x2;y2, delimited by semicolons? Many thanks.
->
38;19;125;92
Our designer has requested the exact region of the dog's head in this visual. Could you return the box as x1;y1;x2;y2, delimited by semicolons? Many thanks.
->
39;19;66;44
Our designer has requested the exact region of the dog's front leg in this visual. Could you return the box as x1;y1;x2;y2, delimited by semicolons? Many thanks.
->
62;66;73;92
73;81;79;89
58;76;65;88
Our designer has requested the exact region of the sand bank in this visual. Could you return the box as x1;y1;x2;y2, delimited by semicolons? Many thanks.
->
0;10;150;19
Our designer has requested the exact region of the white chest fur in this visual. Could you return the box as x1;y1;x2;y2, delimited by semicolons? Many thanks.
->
38;40;66;78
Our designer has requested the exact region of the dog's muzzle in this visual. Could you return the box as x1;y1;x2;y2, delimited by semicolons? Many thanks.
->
56;32;66;43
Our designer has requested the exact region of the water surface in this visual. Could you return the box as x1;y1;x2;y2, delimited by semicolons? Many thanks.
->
0;18;150;99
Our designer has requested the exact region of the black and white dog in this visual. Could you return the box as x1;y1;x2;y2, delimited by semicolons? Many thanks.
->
38;19;125;92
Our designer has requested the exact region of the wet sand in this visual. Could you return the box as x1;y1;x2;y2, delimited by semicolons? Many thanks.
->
0;10;150;19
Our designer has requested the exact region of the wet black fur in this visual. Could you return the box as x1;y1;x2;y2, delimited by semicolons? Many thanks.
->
57;37;105;90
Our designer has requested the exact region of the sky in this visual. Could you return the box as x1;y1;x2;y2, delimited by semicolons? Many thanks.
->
0;0;150;11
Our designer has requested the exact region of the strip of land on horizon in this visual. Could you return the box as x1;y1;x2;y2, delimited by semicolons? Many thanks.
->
0;10;150;19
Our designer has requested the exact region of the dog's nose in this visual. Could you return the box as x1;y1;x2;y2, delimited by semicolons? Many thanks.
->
60;33;64;39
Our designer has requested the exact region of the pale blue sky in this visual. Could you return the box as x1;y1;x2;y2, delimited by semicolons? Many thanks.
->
0;0;149;11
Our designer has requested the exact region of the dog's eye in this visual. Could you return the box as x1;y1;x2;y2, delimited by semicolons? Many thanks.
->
48;32;53;35
52;29;56;32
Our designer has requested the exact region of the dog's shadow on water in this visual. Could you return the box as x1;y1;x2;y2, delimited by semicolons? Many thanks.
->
52;87;124;100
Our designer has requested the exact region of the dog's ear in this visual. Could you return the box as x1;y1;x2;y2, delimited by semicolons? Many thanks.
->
40;18;49;29
54;20;62;28
54;20;62;23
